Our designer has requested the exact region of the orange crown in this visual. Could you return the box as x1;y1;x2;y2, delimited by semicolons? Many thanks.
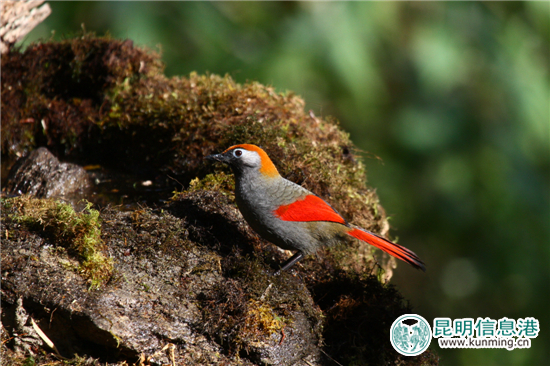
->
224;144;279;177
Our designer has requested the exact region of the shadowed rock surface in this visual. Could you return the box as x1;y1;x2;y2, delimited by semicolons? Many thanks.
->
5;147;91;198
1;193;323;365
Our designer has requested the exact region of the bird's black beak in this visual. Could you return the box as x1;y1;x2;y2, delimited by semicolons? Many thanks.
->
206;153;226;163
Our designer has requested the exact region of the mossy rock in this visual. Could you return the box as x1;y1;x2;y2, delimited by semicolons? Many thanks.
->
1;34;437;365
3;196;112;289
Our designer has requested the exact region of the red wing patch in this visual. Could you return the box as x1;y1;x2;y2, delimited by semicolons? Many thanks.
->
274;195;346;225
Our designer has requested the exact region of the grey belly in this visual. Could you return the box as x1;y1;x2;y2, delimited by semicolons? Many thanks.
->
237;201;348;254
237;201;315;252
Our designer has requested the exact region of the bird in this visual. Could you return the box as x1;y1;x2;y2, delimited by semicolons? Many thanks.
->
206;144;425;273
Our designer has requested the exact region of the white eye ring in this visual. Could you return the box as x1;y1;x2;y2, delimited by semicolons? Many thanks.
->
233;149;243;157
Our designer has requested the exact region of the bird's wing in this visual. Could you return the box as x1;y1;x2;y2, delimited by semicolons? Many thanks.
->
273;194;347;225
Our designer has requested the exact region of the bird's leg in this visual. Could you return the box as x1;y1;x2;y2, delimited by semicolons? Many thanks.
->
274;251;304;275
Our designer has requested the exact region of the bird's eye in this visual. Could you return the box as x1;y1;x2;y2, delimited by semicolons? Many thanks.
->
233;149;243;157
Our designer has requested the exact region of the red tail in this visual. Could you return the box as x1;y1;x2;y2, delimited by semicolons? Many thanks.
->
347;228;426;271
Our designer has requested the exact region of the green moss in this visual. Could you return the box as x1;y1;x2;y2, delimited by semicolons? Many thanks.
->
1;32;162;159
22;356;35;366
241;298;286;336
181;172;235;197
6;196;112;289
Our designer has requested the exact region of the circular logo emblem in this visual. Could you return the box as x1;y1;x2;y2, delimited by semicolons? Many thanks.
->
390;314;432;356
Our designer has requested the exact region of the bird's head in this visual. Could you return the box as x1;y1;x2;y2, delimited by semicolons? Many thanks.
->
206;144;280;178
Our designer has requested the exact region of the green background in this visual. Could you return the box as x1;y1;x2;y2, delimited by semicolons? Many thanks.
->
20;2;549;365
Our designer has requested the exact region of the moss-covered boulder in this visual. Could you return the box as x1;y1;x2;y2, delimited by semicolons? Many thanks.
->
2;34;389;255
1;35;437;366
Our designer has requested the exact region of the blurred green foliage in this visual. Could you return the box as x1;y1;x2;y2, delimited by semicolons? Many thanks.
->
21;2;549;365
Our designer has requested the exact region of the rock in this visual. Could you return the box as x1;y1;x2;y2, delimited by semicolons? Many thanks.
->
1;36;439;366
4;147;91;198
1;193;324;366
